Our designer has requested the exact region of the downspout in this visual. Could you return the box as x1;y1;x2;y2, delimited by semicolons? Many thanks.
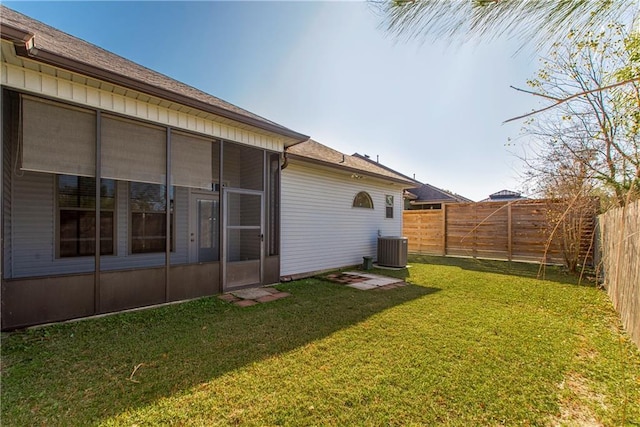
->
281;152;288;170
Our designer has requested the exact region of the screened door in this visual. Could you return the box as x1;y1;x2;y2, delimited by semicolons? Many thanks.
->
223;189;263;289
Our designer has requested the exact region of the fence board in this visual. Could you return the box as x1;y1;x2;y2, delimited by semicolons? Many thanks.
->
598;200;640;349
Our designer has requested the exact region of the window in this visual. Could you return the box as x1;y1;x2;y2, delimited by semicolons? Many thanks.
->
58;175;115;257
353;191;374;209
385;195;394;218
130;182;174;253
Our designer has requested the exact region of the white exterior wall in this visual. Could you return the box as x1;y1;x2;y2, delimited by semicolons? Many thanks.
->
281;162;405;277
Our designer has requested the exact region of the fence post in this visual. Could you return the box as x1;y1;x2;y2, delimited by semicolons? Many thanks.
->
507;204;513;261
442;204;447;256
473;204;478;258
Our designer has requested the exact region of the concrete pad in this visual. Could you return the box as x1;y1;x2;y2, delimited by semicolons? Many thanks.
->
359;274;386;279
347;282;378;291
342;271;366;277
366;278;403;287
231;288;273;300
343;272;388;280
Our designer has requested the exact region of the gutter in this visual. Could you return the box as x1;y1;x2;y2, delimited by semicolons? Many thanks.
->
1;25;309;144
0;23;32;44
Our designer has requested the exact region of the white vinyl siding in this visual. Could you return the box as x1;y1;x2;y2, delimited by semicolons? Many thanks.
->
281;162;405;277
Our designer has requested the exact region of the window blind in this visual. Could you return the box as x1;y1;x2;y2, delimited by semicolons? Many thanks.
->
101;114;166;184
170;131;213;189
21;95;96;177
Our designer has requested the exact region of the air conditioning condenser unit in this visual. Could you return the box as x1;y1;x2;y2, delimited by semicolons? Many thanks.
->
377;236;408;268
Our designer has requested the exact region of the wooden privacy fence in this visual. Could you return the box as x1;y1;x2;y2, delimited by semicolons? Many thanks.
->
403;199;596;265
598;200;640;349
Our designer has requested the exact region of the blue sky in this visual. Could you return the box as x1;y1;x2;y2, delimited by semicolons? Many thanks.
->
5;1;542;201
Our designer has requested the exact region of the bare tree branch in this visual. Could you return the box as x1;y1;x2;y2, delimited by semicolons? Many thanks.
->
504;77;640;124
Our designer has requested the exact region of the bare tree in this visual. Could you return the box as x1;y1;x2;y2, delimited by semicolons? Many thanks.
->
521;24;640;208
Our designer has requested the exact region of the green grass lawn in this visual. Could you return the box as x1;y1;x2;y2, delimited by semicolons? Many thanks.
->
2;255;639;426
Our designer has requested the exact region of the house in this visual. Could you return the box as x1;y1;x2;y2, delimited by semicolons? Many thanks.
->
281;140;416;279
404;183;472;210
0;7;416;329
1;6;312;329
480;189;527;202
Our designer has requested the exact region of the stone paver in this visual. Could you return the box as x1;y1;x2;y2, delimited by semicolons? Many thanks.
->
218;288;291;307
231;288;273;300
271;291;291;299
234;299;259;307
218;294;239;302
256;292;291;303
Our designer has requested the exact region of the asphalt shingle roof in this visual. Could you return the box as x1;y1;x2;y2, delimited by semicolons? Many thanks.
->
286;139;416;185
406;183;472;203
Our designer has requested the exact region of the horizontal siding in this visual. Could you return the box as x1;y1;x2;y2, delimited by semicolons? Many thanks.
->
281;163;404;277
1;42;287;152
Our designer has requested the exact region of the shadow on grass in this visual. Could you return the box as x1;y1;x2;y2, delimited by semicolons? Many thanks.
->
406;254;596;287
1;280;438;425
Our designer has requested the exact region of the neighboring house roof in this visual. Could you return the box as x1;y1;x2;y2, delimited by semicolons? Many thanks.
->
286;139;416;186
404;190;418;200
0;5;308;144
406;183;473;204
349;153;471;203
480;189;527;202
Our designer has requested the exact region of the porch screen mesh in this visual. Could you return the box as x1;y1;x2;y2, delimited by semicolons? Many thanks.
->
170;131;212;189
21;95;96;177
101;114;166;184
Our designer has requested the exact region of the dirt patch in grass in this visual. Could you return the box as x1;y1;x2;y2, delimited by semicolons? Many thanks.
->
551;373;605;427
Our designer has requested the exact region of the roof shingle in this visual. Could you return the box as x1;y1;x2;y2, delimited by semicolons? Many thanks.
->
286;139;416;185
